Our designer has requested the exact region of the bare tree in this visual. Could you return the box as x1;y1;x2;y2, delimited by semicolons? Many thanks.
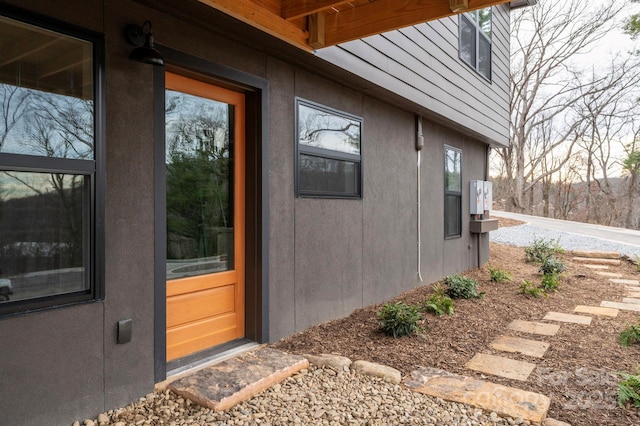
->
496;0;630;212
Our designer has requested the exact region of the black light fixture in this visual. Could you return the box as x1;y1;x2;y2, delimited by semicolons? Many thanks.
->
125;21;164;66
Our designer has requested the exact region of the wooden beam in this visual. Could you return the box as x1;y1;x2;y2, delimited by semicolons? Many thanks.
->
449;0;469;12
308;12;326;49
198;0;311;51
324;0;511;47
281;0;352;20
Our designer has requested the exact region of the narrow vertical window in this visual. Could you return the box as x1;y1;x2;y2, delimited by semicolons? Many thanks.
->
0;12;103;315
459;8;492;81
444;145;462;238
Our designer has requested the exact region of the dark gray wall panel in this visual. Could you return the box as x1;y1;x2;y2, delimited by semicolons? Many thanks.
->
294;199;364;331
362;99;417;305
0;305;104;426
3;0;103;31
267;57;297;341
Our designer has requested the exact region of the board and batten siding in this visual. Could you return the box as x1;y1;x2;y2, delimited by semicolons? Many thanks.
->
316;4;510;147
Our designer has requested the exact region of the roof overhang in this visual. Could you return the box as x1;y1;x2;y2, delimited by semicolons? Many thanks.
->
198;0;513;51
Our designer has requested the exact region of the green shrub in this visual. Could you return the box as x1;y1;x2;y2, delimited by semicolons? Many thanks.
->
618;372;640;407
444;274;483;299
488;265;512;283
524;237;563;263
518;280;547;298
540;273;561;291
539;257;566;276
377;302;422;338
422;285;454;316
620;321;640;347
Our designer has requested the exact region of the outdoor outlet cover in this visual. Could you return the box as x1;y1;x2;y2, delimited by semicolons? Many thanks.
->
117;319;132;344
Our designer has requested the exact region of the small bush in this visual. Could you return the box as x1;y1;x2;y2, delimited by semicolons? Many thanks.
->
524;237;563;263
518;280;547;298
488;265;512;283
540;273;561;291
620;321;640;347
618;372;640;407
539;257;566;276
444;274;483;299
377;302;422;338
422;285;454;316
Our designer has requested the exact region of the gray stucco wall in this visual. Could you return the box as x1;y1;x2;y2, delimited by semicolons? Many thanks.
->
0;1;493;424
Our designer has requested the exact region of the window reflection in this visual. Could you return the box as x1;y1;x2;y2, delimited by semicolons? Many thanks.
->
165;90;234;280
299;154;358;195
298;103;361;155
0;172;87;302
445;147;462;192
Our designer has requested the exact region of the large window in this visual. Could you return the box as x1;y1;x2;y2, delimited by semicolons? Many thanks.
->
444;146;462;238
0;11;103;315
459;8;492;81
296;99;362;198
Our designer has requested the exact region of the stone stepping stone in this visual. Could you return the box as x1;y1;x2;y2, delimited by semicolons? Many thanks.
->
627;286;640;292
573;250;620;259
168;347;308;411
627;292;640;298
573;305;618;317
573;257;621;266
507;319;560;336
490;335;549;358
596;271;623;278
601;301;640;312
623;297;640;305
543;311;592;325
610;278;640;285
404;366;550;424
465;353;536;381
584;264;610;270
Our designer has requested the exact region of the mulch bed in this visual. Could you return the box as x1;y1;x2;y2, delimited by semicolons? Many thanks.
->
272;220;640;425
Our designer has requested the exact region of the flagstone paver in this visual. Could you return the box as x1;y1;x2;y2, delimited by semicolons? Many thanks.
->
572;250;620;259
573;257;621;266
573;305;618;317
610;278;640;285
583;264;610;270
543;311;592;325
465;353;536;381
623;297;640;305
601;301;640;312
507;319;561;336
596;272;623;278
404;367;550;423
626;286;640;292
490;335;549;358
627;292;640;298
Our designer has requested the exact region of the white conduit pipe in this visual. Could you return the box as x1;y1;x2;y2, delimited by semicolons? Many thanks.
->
416;117;424;282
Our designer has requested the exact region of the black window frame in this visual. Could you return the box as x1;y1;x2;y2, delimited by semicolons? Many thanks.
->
295;98;363;199
0;5;105;318
458;7;493;82
444;145;462;239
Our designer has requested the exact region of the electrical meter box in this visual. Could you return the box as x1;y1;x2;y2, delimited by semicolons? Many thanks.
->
470;180;484;214
483;181;493;212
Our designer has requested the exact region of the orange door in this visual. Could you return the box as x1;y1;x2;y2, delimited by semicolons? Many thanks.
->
165;72;245;361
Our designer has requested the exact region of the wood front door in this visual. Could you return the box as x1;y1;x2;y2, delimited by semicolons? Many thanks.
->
165;72;245;362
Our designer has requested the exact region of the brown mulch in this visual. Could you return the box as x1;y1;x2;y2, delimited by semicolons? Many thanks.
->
273;228;640;425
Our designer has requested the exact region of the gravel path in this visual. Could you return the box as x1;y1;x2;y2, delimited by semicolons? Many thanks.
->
491;223;640;259
82;365;526;426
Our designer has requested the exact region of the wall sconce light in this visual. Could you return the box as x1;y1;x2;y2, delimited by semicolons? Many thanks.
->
125;21;164;66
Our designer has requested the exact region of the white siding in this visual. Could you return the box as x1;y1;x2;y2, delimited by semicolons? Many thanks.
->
316;4;510;147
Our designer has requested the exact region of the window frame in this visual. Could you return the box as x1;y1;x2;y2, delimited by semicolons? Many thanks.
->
444;145;462;239
458;8;493;82
295;98;363;199
0;5;105;317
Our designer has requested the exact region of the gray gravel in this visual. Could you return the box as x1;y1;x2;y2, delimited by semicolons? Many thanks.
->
82;365;526;425
491;223;640;259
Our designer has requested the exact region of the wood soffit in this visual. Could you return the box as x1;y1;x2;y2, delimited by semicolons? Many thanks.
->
198;0;512;51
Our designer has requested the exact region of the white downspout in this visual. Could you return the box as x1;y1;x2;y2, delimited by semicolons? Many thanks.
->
416;116;425;282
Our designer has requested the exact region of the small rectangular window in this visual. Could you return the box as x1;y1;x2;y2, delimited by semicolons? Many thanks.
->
0;11;102;315
459;8;492;81
296;99;362;198
444;145;462;238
